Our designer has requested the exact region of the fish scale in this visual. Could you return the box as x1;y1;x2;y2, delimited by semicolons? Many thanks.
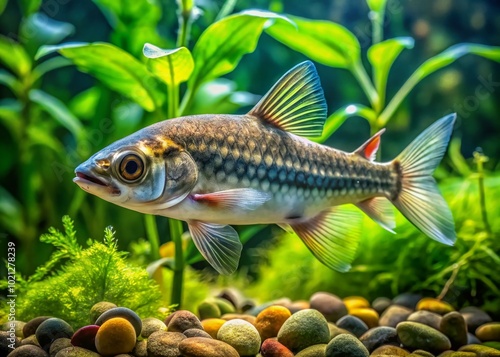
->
74;61;456;275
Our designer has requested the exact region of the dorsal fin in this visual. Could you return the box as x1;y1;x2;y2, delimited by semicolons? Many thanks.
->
354;128;385;161
248;61;327;137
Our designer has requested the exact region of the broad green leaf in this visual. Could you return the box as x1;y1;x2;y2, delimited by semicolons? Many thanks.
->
0;35;32;77
366;0;387;12
188;10;290;92
36;42;165;112
368;37;414;105
29;89;84;139
266;15;360;69
20;0;41;17
0;70;23;97
380;43;500;125
312;104;377;143
143;44;194;86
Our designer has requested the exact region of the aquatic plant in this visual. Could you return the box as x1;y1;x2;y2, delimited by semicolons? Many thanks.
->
0;216;164;328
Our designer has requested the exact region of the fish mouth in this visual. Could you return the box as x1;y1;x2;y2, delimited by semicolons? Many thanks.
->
75;171;107;186
73;170;121;196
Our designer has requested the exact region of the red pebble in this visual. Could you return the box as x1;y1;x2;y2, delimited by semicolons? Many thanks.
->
261;338;294;357
71;325;100;352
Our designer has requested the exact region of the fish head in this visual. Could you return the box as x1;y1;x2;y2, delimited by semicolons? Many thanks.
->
73;132;198;212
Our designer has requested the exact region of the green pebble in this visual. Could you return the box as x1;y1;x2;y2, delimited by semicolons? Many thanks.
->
371;345;409;356
1;321;25;338
295;344;327;357
440;312;468;349
397;321;451;353
89;301;117;325
278;309;330;352
198;301;222;320
408;350;435;357
211;297;236;315
459;344;500;356
217;319;261;356
325;334;369;357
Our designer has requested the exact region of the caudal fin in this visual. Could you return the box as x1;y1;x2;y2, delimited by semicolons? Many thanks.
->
392;114;456;245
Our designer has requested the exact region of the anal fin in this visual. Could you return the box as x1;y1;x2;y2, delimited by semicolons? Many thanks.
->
356;197;395;233
188;221;242;275
290;205;363;272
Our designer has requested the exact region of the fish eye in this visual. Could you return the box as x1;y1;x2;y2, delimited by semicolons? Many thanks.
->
118;153;144;182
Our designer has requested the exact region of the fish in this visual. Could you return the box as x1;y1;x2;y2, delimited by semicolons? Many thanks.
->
74;61;456;275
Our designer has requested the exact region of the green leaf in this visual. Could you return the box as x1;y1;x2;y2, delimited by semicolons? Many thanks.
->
265;15;360;69
31;57;73;83
0;0;7;16
366;0;388;12
368;37;414;106
188;10;290;92
20;0;41;17
0;99;22;139
380;43;500;125
29;89;84;138
0;35;32;77
93;0;161;28
0;186;24;236
0;70;23;97
36;42;165;112
143;44;194;86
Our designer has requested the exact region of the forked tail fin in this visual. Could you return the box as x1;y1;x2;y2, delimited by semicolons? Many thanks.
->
391;114;457;245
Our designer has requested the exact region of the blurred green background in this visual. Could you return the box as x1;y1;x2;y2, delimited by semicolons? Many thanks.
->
1;0;499;315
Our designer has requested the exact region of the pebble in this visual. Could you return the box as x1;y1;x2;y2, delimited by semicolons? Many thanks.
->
416;298;454;315
35;318;74;352
408;350;435;356
278;309;330;352
286;300;311;313
7;345;48;357
19;334;40;346
440;312;468;349
349;308;379;328
141;318;166;338
460;306;493;333
217;319;261;356
260;339;294;357
221;314;256;324
89;302;117;324
336;315;368;337
379;305;413;327
359;326;399;352
1;331;20;354
397;321;451;353
23;317;51;338
95;307;142;338
54;346;101;357
132;340;148;357
218;288;245;311
198;301;222;320
147;331;186;357
49;338;72;357
1;321;25;338
467;332;481;344
211;298;236;315
325;334;369;357
254;305;292;340
437;352;476;357
310;292;348;322
178;337;239;357
371;345;409;356
183;328;212;339
344;296;370;312
328;322;351;339
392;293;422;310
458;344;500;356
295;344;327;357
70;325;99;351
407;310;442;330
475;322;500;342
372;297;392;315
166;310;203;333
95;317;136;355
201;318;226;339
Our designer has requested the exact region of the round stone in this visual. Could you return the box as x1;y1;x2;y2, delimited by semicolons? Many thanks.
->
416;298;454;315
23;317;52;338
141;318;166;338
286;300;310;313
19;334;39;347
147;331;186;357
70;325;99;351
407;310;442;330
166;310;202;333
198;301;221;321
349;308;379;328
295;344;327;357
372;297;392;315
255;305;292;340
328;322;351;339
6;345;48;357
458;344;500;356
460;306;492;333
1;321;25;338
132;340;148;357
392;293;422;310
343;296;370;312
325;334;369;357
397;321;451;353
178;337;239;357
201;318;226;339
440;311;468;349
89;302;117;325
217;319;261;356
49;338;72;356
217;288;244;311
183;328;212;339
211;298;236;315
221;314;256;324
260;339;294;357
95;318;136;355
336;315;368;337
359;326;398;352
371;345;409;356
95;307;141;337
35;318;74;352
1;331;20;354
438;352;476;357
379;305;413;327
54;346;101;357
310;292;348;323
408;350;434;356
278;309;330;352
476;322;500;342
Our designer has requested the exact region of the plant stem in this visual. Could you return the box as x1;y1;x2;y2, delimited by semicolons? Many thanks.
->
370;6;385;46
169;219;185;307
350;60;379;111
474;151;491;234
144;215;161;261
177;0;194;48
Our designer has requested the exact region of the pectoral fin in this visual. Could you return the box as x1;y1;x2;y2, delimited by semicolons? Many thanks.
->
290;205;362;272
356;197;395;233
188;221;242;275
191;188;270;210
